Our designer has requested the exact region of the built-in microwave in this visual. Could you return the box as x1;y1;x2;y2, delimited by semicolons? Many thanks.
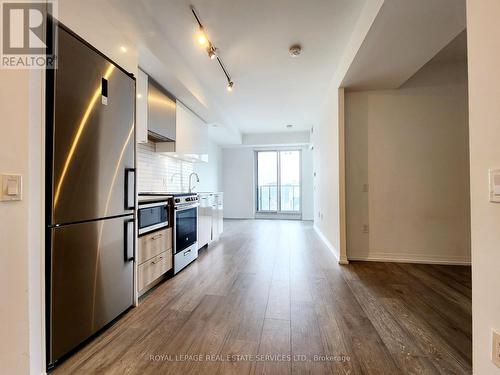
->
138;201;169;235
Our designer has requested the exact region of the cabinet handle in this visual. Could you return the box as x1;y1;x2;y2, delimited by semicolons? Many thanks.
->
151;256;163;265
125;168;135;210
124;218;135;262
152;234;163;240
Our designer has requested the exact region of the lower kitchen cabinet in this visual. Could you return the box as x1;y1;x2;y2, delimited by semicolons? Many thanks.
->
198;195;212;248
212;193;223;242
138;228;173;295
198;193;223;249
138;228;172;264
138;250;172;292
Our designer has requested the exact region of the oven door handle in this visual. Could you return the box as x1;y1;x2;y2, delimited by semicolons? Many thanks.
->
139;202;169;209
175;203;200;212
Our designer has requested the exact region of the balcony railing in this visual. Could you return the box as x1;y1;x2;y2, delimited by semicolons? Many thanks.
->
258;184;300;212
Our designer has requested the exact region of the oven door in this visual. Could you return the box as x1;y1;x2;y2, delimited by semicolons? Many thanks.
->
138;203;169;235
174;206;197;253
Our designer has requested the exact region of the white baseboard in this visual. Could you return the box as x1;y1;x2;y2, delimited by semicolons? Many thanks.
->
313;225;339;261
348;252;471;266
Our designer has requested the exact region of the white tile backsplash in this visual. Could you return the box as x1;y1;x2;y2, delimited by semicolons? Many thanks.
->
137;142;194;193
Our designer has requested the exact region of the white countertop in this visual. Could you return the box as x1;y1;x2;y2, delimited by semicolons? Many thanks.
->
196;192;223;196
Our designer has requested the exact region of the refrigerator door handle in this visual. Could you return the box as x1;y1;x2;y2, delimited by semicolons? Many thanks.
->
124;218;135;262
125;168;135;210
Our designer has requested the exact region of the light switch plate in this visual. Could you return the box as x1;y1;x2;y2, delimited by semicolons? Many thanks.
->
1;174;22;201
489;169;500;203
493;330;500;368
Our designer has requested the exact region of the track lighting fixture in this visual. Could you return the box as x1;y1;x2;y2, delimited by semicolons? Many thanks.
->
191;5;234;92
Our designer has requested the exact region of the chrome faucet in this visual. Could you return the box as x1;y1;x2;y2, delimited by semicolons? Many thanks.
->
188;172;200;193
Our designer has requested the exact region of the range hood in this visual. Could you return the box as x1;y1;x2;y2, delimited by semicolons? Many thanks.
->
147;77;176;142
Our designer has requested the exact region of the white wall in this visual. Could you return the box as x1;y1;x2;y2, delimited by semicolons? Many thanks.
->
193;140;222;192
242;131;310;146
312;89;341;258
0;68;44;375
222;148;255;219
466;0;500;373
221;146;313;220
311;0;384;262
345;60;471;264
301;147;314;220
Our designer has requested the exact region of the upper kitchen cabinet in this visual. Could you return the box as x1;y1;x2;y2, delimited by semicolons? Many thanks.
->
136;70;176;144
148;78;176;142
136;69;148;143
156;101;209;163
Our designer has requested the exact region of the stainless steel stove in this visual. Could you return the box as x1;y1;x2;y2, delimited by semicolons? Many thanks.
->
168;193;199;274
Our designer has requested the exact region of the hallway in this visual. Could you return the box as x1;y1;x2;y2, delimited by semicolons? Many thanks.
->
53;219;472;374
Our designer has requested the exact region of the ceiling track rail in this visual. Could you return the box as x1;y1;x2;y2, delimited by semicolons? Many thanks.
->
190;5;234;91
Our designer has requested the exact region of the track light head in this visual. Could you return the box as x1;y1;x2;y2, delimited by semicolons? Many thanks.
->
207;45;217;60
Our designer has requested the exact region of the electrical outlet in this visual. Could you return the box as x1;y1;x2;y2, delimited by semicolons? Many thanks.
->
493;330;500;367
362;224;369;234
362;183;369;193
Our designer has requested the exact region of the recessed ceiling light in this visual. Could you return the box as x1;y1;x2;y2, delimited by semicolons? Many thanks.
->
120;46;128;53
286;124;293;128
136;94;142;99
289;44;302;57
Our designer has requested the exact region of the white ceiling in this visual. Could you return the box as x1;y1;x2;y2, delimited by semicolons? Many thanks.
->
59;0;466;142
111;0;367;134
429;30;467;65
341;0;466;90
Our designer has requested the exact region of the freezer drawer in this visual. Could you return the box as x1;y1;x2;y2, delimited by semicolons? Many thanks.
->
49;215;134;363
49;27;135;225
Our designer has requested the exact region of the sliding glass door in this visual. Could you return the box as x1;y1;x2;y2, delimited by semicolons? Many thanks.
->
256;151;278;211
256;150;301;214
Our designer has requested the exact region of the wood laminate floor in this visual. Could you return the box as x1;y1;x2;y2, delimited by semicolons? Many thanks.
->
52;219;472;375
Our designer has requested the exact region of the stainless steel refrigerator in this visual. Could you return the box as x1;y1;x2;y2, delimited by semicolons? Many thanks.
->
46;23;136;368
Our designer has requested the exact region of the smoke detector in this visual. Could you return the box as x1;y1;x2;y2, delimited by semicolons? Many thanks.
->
289;44;302;57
